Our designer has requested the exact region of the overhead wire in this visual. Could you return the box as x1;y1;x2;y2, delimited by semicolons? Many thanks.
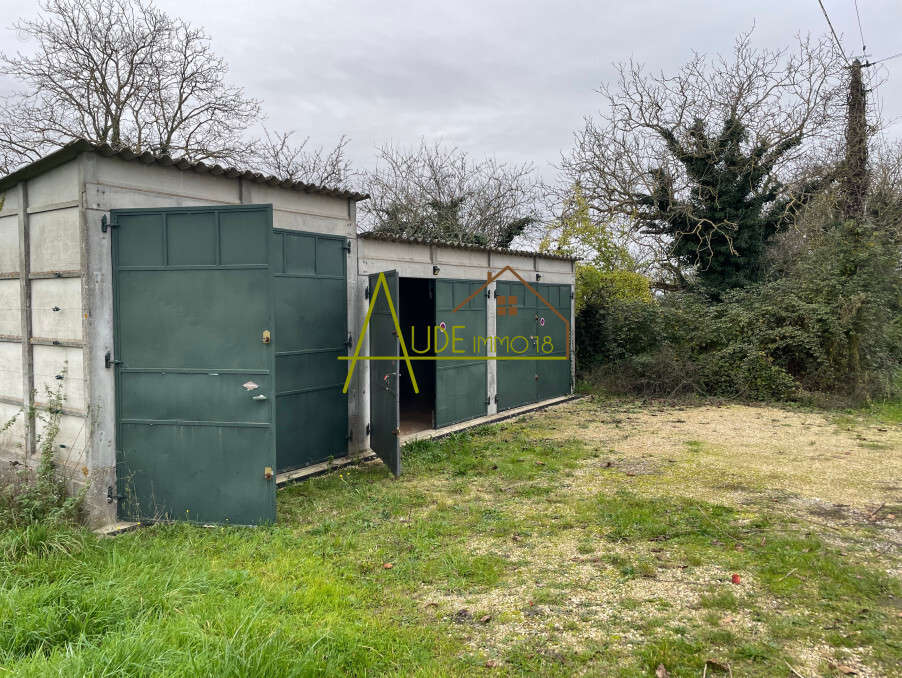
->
867;51;902;66
817;0;850;64
853;0;867;55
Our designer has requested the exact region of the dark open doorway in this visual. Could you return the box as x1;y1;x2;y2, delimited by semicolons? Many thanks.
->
398;277;435;435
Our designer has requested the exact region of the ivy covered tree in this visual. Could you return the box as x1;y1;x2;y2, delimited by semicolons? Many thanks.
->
564;31;845;296
636;117;826;295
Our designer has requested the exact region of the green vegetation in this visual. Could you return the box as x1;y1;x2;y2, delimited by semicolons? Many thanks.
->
2;404;899;676
578;220;902;402
633;117;821;295
1;375;84;530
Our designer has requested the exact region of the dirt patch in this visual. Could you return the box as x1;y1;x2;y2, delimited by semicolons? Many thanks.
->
535;399;902;511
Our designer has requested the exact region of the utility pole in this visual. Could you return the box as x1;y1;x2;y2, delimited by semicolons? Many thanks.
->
841;59;868;220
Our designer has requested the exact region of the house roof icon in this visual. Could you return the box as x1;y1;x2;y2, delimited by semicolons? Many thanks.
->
452;266;571;358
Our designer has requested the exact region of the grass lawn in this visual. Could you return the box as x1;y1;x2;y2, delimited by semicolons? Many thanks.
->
1;397;900;677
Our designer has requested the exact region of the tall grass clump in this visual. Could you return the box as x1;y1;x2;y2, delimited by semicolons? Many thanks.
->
1;371;88;557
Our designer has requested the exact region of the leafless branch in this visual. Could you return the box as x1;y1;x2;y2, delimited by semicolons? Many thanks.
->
252;128;355;188
360;140;542;247
561;29;847;286
0;0;260;173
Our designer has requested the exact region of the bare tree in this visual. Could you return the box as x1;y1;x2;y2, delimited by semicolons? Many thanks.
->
254;129;354;188
562;30;846;292
0;0;260;172
362;140;541;248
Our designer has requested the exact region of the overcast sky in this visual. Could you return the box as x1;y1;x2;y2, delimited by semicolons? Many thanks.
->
0;0;899;181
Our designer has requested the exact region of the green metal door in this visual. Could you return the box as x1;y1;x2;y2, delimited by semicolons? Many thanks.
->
272;229;348;472
434;279;487;427
112;205;276;525
495;280;537;411
536;283;572;400
368;271;400;476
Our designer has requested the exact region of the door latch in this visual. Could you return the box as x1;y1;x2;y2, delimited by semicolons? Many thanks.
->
383;372;398;391
104;351;122;369
261;330;271;344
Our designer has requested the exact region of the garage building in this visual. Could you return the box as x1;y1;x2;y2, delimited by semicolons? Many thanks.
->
0;140;576;527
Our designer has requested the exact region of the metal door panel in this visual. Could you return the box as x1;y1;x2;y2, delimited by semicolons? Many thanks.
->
272;229;348;472
369;270;400;476
113;205;276;525
434;279;487;427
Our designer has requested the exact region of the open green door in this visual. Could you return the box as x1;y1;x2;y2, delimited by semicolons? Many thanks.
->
112;205;276;525
368;270;401;476
434;279;487;427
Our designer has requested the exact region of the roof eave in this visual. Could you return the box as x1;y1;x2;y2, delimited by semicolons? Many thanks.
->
0;139;369;202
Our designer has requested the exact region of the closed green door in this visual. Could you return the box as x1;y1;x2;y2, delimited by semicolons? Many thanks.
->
369;271;400;476
272;229;348;472
113;205;276;525
434;279;487;427
536;283;572;400
495;280;537;411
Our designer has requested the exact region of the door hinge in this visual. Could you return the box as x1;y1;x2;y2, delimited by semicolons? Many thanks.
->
486;289;492;299
345;333;353;349
344;241;352;254
347;429;353;441
365;423;371;435
101;215;118;232
364;285;370;299
107;486;124;504
104;351;122;369
485;396;491;405
570;289;575;300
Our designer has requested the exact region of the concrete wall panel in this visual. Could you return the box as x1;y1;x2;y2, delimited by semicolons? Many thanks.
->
0;188;20;212
90;156;239;206
0;279;21;335
31;278;82;341
536;258;573;274
244;182;350;220
360;239;431;263
492;270;572;284
0;215;18;273
435;247;490;268
35;411;87;468
27;161;80;207
489;253;536;272
0;401;25;459
85;182;234;211
33;345;85;411
29;207;81;272
273;209;353;237
0;341;22;400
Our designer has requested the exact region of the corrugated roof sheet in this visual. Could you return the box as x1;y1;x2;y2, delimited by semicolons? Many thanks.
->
0;138;369;201
359;230;578;261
